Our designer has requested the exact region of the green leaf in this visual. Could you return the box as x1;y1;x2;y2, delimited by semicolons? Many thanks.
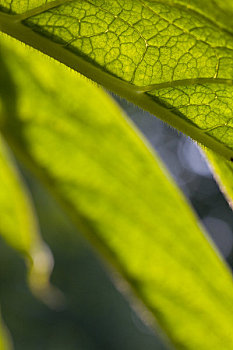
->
0;132;59;306
205;149;233;208
0;311;13;350
2;34;233;350
1;0;233;160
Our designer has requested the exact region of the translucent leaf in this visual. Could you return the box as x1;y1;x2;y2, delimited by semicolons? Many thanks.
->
1;35;233;350
0;133;59;306
205;149;233;209
1;1;233;159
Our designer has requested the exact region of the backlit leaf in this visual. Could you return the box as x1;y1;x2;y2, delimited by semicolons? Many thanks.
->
1;35;233;350
205;149;233;209
0;133;57;305
1;1;233;159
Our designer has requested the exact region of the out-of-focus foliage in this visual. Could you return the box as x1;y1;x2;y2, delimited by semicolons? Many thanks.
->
1;1;233;159
0;133;57;305
0;312;12;350
1;34;233;350
0;171;168;350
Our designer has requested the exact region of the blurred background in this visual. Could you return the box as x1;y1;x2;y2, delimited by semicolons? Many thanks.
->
0;93;233;350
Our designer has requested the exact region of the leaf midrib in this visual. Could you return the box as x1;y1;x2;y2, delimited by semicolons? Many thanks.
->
1;0;233;160
1;10;233;160
3;0;233;87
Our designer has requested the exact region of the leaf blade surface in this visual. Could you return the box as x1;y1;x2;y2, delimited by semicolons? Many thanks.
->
1;35;233;349
0;133;55;304
205;149;233;208
1;1;233;158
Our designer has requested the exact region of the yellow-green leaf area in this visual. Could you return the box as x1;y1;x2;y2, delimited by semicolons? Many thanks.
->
151;84;233;150
23;0;233;85
0;0;55;14
2;35;233;350
1;1;233;158
205;149;233;207
0;133;54;303
0;312;12;350
158;0;233;34
0;135;36;253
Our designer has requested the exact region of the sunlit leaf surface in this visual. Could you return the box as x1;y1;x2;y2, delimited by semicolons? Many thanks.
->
1;35;233;349
1;1;233;159
0;134;56;305
205;150;233;209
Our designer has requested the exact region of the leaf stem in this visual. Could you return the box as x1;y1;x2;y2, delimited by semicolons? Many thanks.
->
0;12;233;160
